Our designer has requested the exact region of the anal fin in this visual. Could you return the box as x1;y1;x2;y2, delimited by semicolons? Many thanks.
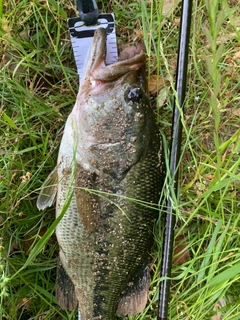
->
55;258;78;311
116;262;150;316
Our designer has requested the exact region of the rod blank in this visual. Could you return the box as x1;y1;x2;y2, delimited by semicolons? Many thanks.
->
158;0;193;318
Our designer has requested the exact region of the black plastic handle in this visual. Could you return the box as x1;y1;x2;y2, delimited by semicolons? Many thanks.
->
76;0;99;25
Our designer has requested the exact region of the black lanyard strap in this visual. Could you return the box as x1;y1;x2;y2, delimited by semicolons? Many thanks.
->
76;0;99;25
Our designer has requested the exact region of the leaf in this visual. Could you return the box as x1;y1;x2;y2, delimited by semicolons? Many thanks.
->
34;284;57;303
157;87;169;108
215;43;224;65
172;234;190;266
161;0;180;28
208;262;240;287
197;220;222;282
48;0;67;18
162;0;178;16
22;226;48;256
148;75;170;94
2;113;18;129
207;220;230;282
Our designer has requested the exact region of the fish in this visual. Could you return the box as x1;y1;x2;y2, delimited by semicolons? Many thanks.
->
37;27;164;320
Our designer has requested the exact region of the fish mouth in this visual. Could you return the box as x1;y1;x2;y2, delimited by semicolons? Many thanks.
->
81;28;146;86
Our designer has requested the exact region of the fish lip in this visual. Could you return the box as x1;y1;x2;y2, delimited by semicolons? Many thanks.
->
91;52;146;82
88;52;146;95
80;28;107;83
81;27;146;85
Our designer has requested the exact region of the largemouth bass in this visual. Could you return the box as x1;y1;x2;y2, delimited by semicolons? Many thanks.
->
37;27;164;319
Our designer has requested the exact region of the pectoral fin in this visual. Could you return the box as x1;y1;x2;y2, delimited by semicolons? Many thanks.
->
116;263;150;316
36;166;58;210
55;258;78;311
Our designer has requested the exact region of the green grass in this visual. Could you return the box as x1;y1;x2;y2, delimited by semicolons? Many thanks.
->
1;0;240;319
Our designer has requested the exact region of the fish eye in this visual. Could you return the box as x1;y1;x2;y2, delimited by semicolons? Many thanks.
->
125;86;142;102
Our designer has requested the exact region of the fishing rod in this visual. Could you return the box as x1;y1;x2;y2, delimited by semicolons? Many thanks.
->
158;0;192;319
